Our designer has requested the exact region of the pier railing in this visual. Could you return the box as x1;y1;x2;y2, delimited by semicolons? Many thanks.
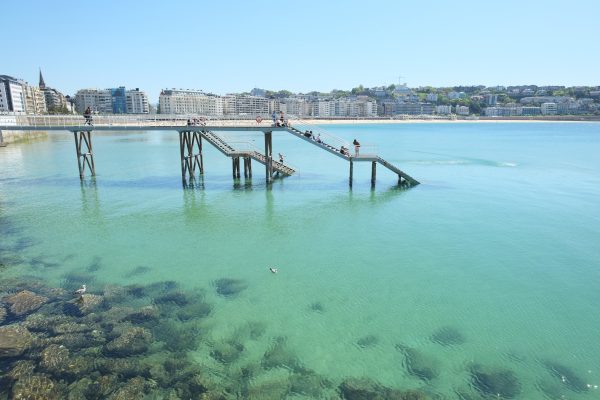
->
289;120;378;157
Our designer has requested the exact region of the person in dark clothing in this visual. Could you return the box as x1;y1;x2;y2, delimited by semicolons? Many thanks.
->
84;107;93;126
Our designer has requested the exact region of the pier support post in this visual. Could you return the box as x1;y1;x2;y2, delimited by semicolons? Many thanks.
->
349;160;353;187
264;131;273;183
73;131;96;179
232;157;241;179
179;131;203;183
0;130;5;147
243;157;252;178
371;161;376;187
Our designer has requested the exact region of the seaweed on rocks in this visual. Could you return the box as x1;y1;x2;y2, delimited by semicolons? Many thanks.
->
10;373;66;400
430;326;466;347
213;278;248;297
470;364;521;398
103;327;152;357
543;360;589;393
0;305;6;325
4;290;49;317
0;325;37;358
396;344;440;381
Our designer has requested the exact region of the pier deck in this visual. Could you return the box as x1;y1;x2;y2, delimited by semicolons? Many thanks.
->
0;115;419;187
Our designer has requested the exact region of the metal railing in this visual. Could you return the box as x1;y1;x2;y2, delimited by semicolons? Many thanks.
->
3;114;289;129
288;119;378;158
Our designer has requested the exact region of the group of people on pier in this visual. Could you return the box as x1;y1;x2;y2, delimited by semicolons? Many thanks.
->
186;118;206;126
302;130;360;157
272;111;289;127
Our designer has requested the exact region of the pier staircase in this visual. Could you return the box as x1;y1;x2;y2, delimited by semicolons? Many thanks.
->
202;130;295;176
286;121;418;186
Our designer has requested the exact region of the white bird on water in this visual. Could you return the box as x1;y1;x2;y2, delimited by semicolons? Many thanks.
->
74;284;87;296
269;267;278;274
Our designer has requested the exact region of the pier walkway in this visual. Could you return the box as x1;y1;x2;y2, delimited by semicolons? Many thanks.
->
0;115;418;188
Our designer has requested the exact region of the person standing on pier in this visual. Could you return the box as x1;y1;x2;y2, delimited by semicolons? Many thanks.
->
353;139;361;157
272;111;277;126
278;152;284;163
84;107;93;126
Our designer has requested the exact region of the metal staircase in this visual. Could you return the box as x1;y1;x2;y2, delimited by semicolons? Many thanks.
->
286;121;419;186
202;130;295;176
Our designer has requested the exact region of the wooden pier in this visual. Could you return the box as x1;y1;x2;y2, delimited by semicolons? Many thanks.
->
0;115;419;188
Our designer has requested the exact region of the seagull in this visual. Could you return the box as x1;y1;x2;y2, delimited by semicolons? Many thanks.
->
74;284;87;296
269;267;278;274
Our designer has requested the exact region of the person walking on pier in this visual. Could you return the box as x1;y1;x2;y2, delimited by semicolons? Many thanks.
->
353;139;361;157
84;107;93;126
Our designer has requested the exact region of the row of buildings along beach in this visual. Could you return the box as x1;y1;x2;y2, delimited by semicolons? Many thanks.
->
2;72;600;117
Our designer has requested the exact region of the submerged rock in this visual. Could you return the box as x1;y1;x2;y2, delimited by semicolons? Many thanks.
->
339;378;428;400
338;378;391;400
430;326;466;346
0;325;35;358
356;335;379;348
210;340;245;364
214;278;248;297
40;344;71;376
544;360;589;393
262;337;302;371
153;321;201;351
123;265;151;277
396;345;439;381
470;364;521;398
11;373;65;400
104;327;152;357
309;301;325;312
6;360;36;381
4;290;48;316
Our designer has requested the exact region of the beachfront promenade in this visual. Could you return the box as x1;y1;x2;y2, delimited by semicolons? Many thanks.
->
0;115;419;188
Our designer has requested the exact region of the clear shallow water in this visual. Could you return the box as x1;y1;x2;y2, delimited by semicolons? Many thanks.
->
1;122;599;398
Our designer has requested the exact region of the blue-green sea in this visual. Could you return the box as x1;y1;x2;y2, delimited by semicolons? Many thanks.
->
1;122;599;398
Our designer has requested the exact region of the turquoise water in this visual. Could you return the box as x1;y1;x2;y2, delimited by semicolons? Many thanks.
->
1;122;599;398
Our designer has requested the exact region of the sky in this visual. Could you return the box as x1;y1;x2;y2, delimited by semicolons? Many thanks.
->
3;0;599;102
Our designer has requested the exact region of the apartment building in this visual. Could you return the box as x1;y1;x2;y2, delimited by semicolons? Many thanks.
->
77;87;150;114
0;75;26;113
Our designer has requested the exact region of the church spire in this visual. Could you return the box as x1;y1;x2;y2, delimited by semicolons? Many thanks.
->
39;69;46;89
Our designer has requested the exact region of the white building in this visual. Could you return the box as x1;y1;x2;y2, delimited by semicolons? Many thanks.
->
435;105;452;115
278;98;309;116
76;87;150;114
426;93;438;102
24;85;47;114
541;102;557;115
75;89;113;113
159;89;223;115
125;89;149;114
455;105;470;115
0;75;26;114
